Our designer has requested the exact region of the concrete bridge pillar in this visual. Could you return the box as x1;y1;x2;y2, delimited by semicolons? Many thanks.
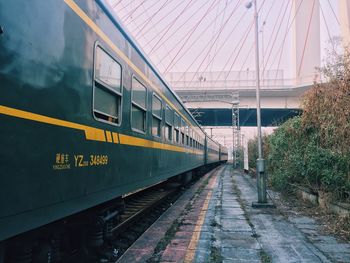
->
339;0;350;46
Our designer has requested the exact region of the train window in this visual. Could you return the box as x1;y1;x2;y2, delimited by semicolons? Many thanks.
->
191;131;194;148
165;105;173;141
93;46;122;124
131;77;147;133
174;113;180;143
152;94;162;137
95;46;122;93
181;119;186;145
188;128;192;147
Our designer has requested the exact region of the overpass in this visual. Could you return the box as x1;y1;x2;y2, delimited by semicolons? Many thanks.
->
165;70;312;127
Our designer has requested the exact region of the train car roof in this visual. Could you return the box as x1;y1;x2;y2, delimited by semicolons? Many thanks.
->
97;0;224;147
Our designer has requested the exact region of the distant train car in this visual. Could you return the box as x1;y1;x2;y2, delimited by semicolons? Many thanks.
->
0;0;226;261
220;145;229;162
206;136;221;165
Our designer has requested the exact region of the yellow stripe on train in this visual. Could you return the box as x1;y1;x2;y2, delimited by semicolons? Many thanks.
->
0;105;203;155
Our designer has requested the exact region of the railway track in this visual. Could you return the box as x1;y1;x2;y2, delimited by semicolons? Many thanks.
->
114;183;180;235
111;182;183;260
64;181;183;262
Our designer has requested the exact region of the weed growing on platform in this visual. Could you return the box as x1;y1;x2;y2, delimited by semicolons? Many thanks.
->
210;219;221;228
210;236;223;263
232;178;253;227
146;218;182;263
259;250;272;263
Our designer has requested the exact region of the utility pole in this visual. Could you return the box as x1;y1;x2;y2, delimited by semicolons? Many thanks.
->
246;0;275;208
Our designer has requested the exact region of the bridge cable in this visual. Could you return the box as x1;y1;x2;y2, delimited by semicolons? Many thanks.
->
133;0;193;36
151;0;220;59
166;0;243;74
260;0;286;72
319;1;336;52
222;21;255;82
185;0;243;75
234;42;255;85
120;0;148;22
273;0;293;83
265;0;304;80
155;0;228;64
162;0;221;73
174;6;249;83
258;0;278;70
134;0;174;38
214;19;255;83
111;0;123;9
209;0;229;73
326;0;340;26
213;0;266;83
138;2;182;73
126;0;165;27
119;2;169;71
174;5;248;84
261;0;291;77
113;0;137;13
148;0;201;55
146;0;207;51
297;0;316;78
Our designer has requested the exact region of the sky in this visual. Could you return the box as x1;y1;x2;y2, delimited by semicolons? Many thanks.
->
107;0;341;83
105;0;343;147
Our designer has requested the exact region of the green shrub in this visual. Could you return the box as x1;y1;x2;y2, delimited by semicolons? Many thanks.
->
267;117;304;190
266;116;350;201
265;45;350;202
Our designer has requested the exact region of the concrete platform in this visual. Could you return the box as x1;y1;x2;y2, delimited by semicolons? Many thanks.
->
117;165;350;262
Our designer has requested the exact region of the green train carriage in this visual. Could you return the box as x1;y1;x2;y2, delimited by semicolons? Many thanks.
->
0;0;227;261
